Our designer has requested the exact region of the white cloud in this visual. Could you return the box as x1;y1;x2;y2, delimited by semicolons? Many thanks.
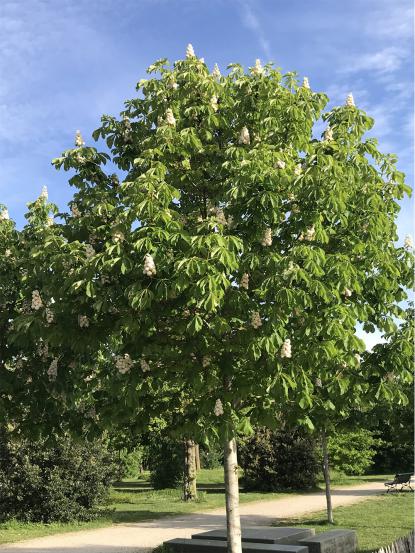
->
237;0;272;60
339;47;407;76
364;0;413;41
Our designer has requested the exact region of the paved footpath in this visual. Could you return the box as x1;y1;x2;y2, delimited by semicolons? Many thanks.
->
1;482;384;553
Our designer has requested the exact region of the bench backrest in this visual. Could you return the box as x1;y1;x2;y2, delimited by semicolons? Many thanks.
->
395;473;413;483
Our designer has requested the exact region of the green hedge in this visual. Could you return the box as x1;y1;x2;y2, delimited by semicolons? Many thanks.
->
239;427;320;491
0;433;119;523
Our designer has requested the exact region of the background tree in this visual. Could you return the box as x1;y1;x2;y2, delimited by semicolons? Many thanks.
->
9;47;413;553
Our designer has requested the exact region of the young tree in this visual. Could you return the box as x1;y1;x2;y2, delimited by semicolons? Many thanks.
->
301;302;414;523
11;47;412;552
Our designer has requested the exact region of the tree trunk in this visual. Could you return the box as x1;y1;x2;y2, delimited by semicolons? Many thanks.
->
195;443;201;470
224;433;242;553
321;429;334;524
183;439;198;501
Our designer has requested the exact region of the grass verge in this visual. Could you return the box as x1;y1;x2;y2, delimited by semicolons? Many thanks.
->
274;492;414;552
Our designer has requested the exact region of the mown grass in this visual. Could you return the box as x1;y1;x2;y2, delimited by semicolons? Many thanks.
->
0;469;393;545
274;492;414;552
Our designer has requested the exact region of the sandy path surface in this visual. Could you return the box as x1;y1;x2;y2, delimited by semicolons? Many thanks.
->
1;482;384;553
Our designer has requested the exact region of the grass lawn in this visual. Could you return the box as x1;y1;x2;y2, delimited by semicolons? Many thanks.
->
274;492;414;552
0;469;394;545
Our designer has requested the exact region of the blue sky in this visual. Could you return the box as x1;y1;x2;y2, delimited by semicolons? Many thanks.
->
0;0;413;345
1;0;413;226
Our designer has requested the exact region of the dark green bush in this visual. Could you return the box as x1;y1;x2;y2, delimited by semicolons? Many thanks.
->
328;430;381;475
0;433;119;523
148;436;183;489
239;427;319;491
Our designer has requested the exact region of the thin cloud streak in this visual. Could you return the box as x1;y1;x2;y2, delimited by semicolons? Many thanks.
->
236;0;272;60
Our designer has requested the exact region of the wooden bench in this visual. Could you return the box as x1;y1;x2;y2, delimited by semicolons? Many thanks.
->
192;527;315;545
298;530;357;553
165;538;310;553
384;473;414;492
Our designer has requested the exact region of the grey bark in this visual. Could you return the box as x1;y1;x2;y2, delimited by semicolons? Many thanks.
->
321;429;334;524
183;439;198;501
224;434;242;553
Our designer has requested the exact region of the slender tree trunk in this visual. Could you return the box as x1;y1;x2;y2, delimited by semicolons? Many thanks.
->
195;443;201;470
183;439;197;501
224;433;242;553
321;429;334;524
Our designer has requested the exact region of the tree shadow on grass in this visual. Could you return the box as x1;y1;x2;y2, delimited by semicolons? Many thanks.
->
110;510;179;524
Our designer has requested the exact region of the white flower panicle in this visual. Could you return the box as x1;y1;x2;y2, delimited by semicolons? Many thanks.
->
75;152;86;164
346;93;355;107
78;314;90;328
404;235;413;250
252;58;264;75
251;311;262;329
202;356;211;368
169;80;179;90
199;57;205;64
143;254;156;277
75;130;85;147
48;358;58;381
240;273;249;290
0;208;10;220
212;63;221;79
45;308;54;324
87;407;97;419
37;341;49;359
239;126;250;145
275;160;286;170
186;43;195;58
323;126;333;142
116;353;133;374
100;274;110;285
40;186;48;200
122;115;132;142
165;108;176;126
113;230;125;243
84;244;95;259
71;203;81;218
294;164;302;176
261;227;272;246
140;358;150;372
214;398;224;416
282;261;296;279
302;77;310;89
343;288;352;297
305;226;315;241
212;207;227;225
31;290;43;310
280;338;292;358
210;95;219;111
47;217;54;227
5;249;12;257
315;377;322;388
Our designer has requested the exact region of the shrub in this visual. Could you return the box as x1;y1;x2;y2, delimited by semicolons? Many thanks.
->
328;430;381;475
118;447;146;479
148;436;183;489
199;444;223;469
239;427;319;491
0;433;119;523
